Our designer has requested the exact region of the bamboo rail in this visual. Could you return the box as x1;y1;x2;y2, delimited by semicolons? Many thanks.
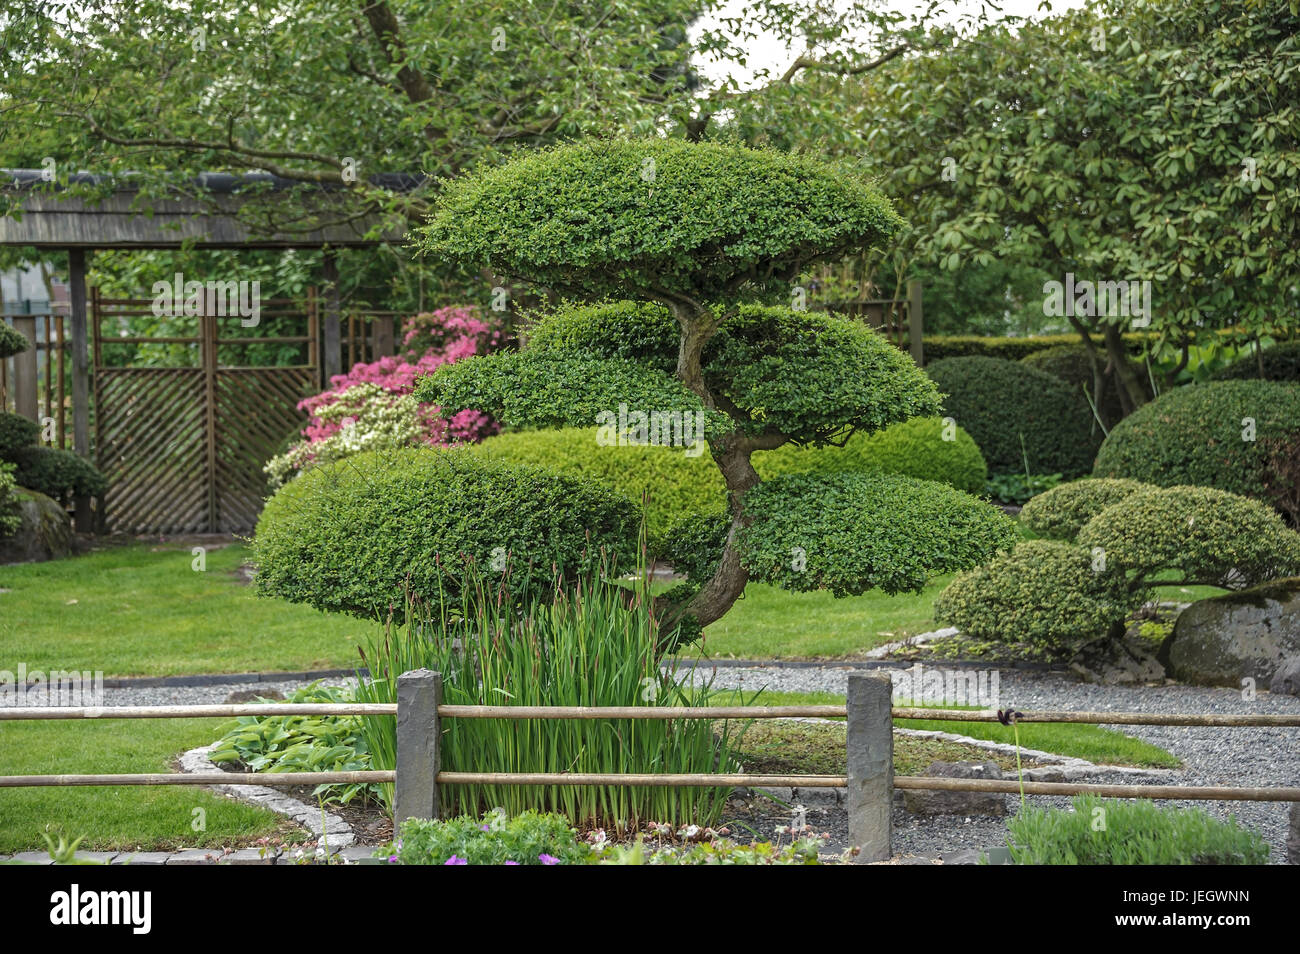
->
0;704;398;720
890;708;1300;727
436;704;848;720
0;771;394;788
891;777;1300;802
437;772;848;787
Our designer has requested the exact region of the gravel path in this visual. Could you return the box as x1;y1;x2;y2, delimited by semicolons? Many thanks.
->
100;668;1299;863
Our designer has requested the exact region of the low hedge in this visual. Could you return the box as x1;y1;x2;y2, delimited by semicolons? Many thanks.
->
753;416;987;494
1092;380;1300;504
922;332;1152;363
1209;340;1300;382
933;539;1142;649
925;356;1100;476
1019;478;1155;541
10;446;108;503
737;471;1018;597
252;448;641;619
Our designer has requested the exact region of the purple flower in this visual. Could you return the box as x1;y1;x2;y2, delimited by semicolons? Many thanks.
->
444;855;468;865
504;860;520;865
386;854;399;864
538;854;560;866
481;824;491;832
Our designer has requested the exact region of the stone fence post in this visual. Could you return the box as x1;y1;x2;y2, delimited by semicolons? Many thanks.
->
847;671;894;863
395;669;441;828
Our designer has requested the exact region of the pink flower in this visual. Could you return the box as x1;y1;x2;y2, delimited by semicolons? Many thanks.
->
504;860;520;865
444;855;468;865
538;854;560;866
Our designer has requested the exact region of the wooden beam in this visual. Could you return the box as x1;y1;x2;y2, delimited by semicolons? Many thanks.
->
10;315;37;422
67;248;92;531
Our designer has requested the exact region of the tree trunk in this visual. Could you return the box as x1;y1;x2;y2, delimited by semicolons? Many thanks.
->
1103;323;1148;413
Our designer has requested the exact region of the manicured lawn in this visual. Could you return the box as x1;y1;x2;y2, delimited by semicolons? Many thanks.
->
0;542;369;677
0;717;300;853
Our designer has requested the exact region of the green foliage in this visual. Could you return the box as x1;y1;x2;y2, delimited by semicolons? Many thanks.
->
0;323;28;360
1210;340;1300;382
467;427;726;554
1006;796;1269;865
208;683;377;806
922;333;1149;363
251;449;640;620
934;540;1143;649
419;140;904;304
1093;380;1300;504
1021;344;1132;428
925;356;1100;476
10;446;108;502
434;300;942;446
1077;485;1300;590
1020;478;1155;541
354;565;740;829
984;471;1064;506
737;472;1019;597
598;835;823;865
383;811;593;866
0;412;40;459
0;462;20;537
754;416;987;494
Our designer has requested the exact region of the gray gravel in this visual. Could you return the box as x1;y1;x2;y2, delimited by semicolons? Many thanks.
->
99;667;1299;862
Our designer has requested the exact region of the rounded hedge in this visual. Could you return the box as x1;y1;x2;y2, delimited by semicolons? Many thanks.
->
736;471;1019;597
466;427;727;553
934;540;1143;649
924;356;1100;477
1092;380;1300;503
1020;344;1130;429
1019;478;1155;541
1209;341;1300;382
252;448;642;619
0;323;28;360
10;446;108;502
753;416;987;493
1076;485;1300;589
0;412;39;459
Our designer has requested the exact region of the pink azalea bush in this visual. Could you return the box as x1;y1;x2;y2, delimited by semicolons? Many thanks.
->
265;305;507;487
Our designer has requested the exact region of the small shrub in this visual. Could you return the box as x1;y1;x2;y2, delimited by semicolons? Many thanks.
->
754;416;988;494
0;462;22;537
1006;795;1269;865
0;323;28;360
10;446;108;503
251;448;641;619
1093;380;1300;506
1020;344;1133;428
382;811;592;866
597;835;822;865
0;412;39;459
1209;340;1300;382
925;356;1100;476
738;471;1019;598
1020;478;1155;541
934;539;1142;650
1076;485;1300;589
984;470;1064;506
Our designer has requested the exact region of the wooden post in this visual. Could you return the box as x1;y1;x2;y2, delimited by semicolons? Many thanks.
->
68;249;92;531
10;315;38;422
321;250;341;384
201;307;219;533
55;315;65;449
373;316;395;358
847;671;894;864
907;280;924;367
395;669;441;827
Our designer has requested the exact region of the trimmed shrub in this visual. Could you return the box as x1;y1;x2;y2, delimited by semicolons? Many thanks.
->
252;448;641;619
925;356;1100;476
1092;380;1300;504
0;412;39;459
1007;796;1269;865
10;446;108;503
0;461;22;537
466;427;727;552
934;539;1142;649
753;416;987;494
1209;340;1300;382
1019;478;1155;541
1077;485;1300;589
0;323;28;360
737;472;1019;598
1020;344;1133;429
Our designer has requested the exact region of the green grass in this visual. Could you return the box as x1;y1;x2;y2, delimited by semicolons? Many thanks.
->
707;689;1180;768
0;542;370;676
0;717;299;853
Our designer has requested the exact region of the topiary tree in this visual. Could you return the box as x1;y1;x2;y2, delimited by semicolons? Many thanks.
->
1019;478;1155;541
1093;380;1300;508
0;412;40;460
924;356;1100;477
0;323;29;361
9;446;109;508
1020;345;1138;432
388;140;1018;642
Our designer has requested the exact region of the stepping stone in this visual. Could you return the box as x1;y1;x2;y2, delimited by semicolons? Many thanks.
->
114;852;170;865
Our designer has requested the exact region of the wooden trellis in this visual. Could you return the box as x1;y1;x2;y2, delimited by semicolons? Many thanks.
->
92;291;318;533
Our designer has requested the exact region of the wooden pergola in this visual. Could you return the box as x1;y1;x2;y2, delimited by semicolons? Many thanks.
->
0;170;419;530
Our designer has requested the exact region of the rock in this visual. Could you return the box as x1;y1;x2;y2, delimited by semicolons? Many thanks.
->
902;760;1007;817
224;688;285;704
0;487;74;564
1271;658;1300;697
1160;578;1300;688
1070;635;1167;685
